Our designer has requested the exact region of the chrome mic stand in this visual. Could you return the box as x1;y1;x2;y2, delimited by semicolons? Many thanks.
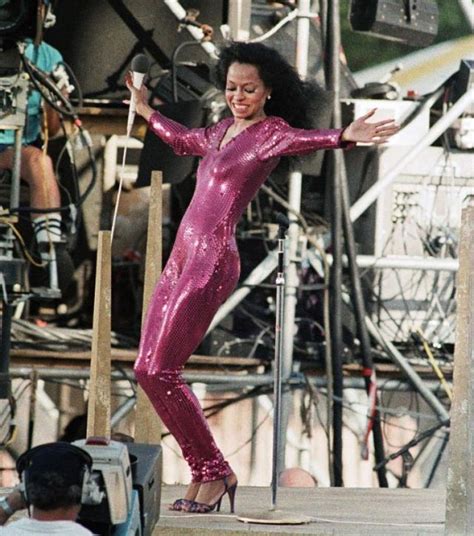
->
237;214;309;525
271;213;288;509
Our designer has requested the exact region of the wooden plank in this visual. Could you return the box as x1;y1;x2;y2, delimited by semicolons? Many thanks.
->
446;203;474;533
135;171;163;444
86;230;112;438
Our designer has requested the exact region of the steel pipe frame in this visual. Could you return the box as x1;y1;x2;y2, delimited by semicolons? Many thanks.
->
347;255;458;272
9;366;450;393
326;0;345;487
211;91;474;328
305;249;452;423
349;89;474;223
206;82;470;437
457;0;474;30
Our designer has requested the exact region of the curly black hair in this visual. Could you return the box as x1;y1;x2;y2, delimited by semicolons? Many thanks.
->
215;42;316;129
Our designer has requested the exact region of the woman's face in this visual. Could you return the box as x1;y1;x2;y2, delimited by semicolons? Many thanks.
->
225;62;271;121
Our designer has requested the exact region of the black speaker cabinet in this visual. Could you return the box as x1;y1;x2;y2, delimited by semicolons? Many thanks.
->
136;100;205;186
127;443;162;536
350;0;438;47
45;0;227;98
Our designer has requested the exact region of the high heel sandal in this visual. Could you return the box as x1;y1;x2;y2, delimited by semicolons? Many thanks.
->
169;482;201;512
169;498;195;512
189;475;238;514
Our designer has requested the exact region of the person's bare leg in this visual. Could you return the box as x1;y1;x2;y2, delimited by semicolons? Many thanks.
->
0;146;75;293
17;146;61;215
183;482;200;500
0;146;61;216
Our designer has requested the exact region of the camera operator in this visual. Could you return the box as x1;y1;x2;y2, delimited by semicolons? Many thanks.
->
0;442;94;535
0;0;74;292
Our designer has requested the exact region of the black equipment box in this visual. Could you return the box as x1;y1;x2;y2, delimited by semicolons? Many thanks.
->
127;443;162;536
454;59;474;114
350;0;438;47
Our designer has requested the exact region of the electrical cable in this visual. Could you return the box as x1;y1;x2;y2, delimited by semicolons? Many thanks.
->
0;219;45;267
415;329;453;401
373;419;449;472
250;8;299;43
4;51;97;216
110;134;130;241
20;54;75;117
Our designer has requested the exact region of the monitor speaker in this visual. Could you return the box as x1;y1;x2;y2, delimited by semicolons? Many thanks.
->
127;443;162;536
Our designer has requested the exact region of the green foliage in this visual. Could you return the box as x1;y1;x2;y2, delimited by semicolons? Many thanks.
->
340;0;472;71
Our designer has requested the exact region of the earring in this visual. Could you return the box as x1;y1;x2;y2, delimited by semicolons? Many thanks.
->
267;95;272;100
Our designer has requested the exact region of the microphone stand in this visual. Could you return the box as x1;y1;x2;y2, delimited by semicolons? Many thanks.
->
237;215;309;525
271;216;288;509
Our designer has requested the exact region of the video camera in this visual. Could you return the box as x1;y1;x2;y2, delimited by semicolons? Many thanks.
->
73;438;162;536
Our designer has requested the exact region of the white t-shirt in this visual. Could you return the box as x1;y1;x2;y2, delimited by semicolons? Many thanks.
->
0;518;94;535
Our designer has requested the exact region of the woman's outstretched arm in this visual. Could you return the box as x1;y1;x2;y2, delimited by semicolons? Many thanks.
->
258;110;399;160
341;109;399;144
125;73;211;156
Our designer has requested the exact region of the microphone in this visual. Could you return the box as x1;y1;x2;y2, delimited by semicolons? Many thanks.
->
127;53;150;135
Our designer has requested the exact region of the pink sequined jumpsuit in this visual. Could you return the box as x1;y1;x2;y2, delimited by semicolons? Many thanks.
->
135;111;348;482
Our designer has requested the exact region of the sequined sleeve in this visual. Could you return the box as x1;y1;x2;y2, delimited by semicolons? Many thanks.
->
258;117;354;161
148;111;214;156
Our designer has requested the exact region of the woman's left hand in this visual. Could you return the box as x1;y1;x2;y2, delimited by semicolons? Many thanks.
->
342;108;400;144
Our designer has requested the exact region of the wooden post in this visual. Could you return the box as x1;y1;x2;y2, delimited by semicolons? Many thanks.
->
446;203;474;534
135;171;163;444
87;230;112;438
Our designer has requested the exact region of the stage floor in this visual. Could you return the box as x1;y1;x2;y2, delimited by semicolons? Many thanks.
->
154;485;445;535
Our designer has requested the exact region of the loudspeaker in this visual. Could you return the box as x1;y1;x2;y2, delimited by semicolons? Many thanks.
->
349;0;438;47
136;99;205;186
45;0;227;99
127;443;162;536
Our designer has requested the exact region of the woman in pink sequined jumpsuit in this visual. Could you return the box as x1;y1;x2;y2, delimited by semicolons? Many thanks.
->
128;43;398;513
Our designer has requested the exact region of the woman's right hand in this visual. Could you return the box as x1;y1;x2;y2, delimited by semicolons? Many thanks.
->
125;72;154;122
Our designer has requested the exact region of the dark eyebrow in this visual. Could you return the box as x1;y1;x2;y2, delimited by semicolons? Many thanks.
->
226;79;258;87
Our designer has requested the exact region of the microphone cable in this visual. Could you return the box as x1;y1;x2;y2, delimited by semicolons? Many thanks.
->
111;54;150;242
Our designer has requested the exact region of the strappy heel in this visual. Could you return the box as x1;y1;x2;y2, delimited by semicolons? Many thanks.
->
189;475;238;513
169;498;195;512
169;482;201;512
